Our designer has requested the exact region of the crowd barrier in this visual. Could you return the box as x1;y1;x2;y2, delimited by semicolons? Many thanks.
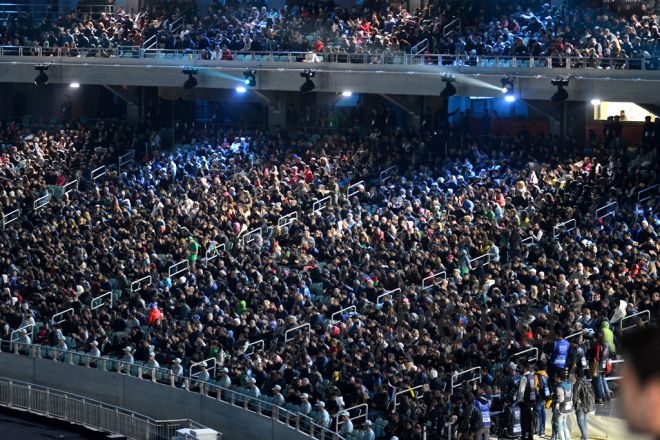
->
553;218;576;240
91;165;106;181
169;260;190;278
1;208;20;230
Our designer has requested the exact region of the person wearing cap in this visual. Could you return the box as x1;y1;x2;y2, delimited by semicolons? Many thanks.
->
171;358;184;383
247;377;261;409
272;384;285;407
338;411;353;436
314;401;330;427
52;335;68;361
299;393;312;416
147;302;162;327
186;236;199;270
15;328;31;355
118;346;134;373
217;367;231;389
88;340;101;359
362;420;375;440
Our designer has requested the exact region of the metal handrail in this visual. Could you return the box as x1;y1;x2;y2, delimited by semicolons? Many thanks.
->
1;343;342;440
241;227;263;246
411;39;428;55
422;271;446;289
451;366;481;390
1;208;20;230
312;196;332;214
553;218;576;240
284;323;310;343
443;18;461;37
638;184;659;204
189;357;217;378
142;34;157;50
10;323;34;343
621;310;651;331
330;306;356;324
596;202;618;219
334;403;368;433
509;347;539;364
245;339;265;357
169;259;190;278
51;308;74;325
63;179;78;197
278;211;298;228
392;384;425;409
521;236;535;247
380;165;398;183
376;288;400;306
91;165;106;181
131;275;152;293
91;291;112;310
470;253;490;267
565;331;585;341
33;193;50;211
204;241;225;266
170;16;185;34
346;180;364;204
118;150;135;173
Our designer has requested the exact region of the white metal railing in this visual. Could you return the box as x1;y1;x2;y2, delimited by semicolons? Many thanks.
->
1;208;20;230
451;366;482;390
553;218;576;240
521;236;535;247
638;184;659;204
0;343;342;440
63;179;78;197
470;253;490;267
34;193;50;211
169;259;190;278
0;377;212;440
422;271;446;289
330;306;356;324
393;385;425;409
51;308;74;325
241;227;263;247
312;196;332;215
278;211;298;229
91;291;113;310
245;340;265;357
596;202;618;219
189;357;217;379
443;18;461;37
621;310;651;331
204;242;225;266
565;331;584;341
346;181;364;203
334;403;368;433
380;166;398;183
285;323;310;343
131;275;152;293
10;323;34;344
91;165;106;181
411;39;428;55
118;150;135;173
376;288;400;307
509;347;539;364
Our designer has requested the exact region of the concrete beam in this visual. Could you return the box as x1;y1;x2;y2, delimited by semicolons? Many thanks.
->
251;90;281;113
378;94;421;118
102;85;139;106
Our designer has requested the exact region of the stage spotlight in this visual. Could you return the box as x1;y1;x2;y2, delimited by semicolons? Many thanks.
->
505;95;515;102
236;87;247;93
182;69;198;90
300;70;317;94
591;99;601;105
34;65;48;86
501;77;515;95
342;91;352;96
551;78;569;104
244;70;256;87
440;73;457;99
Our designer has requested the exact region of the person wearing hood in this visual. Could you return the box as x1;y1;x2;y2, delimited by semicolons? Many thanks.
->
237;300;248;315
602;321;617;356
610;300;627;327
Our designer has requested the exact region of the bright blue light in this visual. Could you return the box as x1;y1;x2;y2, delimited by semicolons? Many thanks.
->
245;79;250;85
236;87;247;93
505;95;515;102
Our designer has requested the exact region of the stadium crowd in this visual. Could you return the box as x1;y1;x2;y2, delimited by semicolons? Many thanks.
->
0;96;658;440
2;0;660;67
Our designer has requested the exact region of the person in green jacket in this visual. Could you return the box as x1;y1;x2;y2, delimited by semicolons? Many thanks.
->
186;236;199;269
602;321;616;355
237;300;247;315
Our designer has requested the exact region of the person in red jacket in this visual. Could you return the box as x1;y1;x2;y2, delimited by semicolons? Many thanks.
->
147;303;162;327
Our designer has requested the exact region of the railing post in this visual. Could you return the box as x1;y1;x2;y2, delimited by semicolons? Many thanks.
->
152;368;157;383
45;389;50;416
170;373;175;388
138;366;143;379
102;358;107;371
184;378;190;391
98;403;102;431
35;345;41;358
68;352;74;365
64;394;68;421
257;400;262;415
296;414;300;431
7;380;12;408
27;384;31;411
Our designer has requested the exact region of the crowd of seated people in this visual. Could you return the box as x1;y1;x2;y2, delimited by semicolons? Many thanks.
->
0;98;659;439
1;0;660;67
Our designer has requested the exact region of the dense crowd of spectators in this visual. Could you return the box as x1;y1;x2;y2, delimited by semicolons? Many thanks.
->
0;95;659;440
2;0;660;67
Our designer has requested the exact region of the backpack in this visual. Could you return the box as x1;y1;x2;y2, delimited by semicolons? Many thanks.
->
536;373;551;401
470;404;484;432
575;379;596;414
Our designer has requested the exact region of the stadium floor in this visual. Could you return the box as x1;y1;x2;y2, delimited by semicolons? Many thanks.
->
0;406;109;439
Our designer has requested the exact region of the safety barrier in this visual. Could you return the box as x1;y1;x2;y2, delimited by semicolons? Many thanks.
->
346;181;364;203
91;165;106;181
521;236;535;247
51;308;74;325
245;340;265;357
380;166;398;183
1;208;20;230
33;193;50;211
565;331;585;341
451;366;482;391
205;242;225;266
422;271;447;289
284;323;310;344
189;357;217;379
470;253;490;267
638;184;659;204
131;275;152;293
63;179;78;197
241;228;263;247
376;288;400;307
392;385;425;410
0;378;211;440
596;202;618;219
118;150;135;173
553;218;576;240
278;211;298;229
330;306;357;324
91;291;113;310
334;403;369;433
312;196;332;215
10;324;34;344
509;347;539;364
621;310;651;331
169;259;190;278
